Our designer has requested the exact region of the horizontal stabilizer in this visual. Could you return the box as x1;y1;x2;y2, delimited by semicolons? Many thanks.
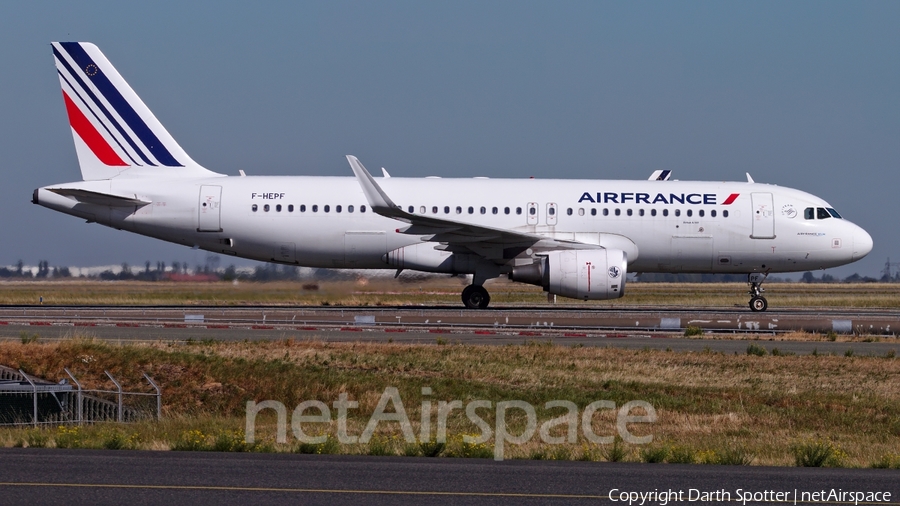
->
47;188;151;207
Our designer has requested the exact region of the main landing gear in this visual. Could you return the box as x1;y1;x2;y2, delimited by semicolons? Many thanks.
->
748;273;768;312
462;284;490;309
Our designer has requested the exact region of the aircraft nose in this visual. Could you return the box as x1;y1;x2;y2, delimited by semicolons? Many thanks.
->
852;226;873;261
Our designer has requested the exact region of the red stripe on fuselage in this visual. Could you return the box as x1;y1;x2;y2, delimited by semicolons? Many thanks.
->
722;193;739;205
62;91;128;166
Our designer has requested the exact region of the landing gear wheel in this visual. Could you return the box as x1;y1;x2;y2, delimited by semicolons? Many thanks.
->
747;273;769;312
749;296;768;312
462;285;490;309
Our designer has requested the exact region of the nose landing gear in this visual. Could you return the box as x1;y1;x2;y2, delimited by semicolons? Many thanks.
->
748;273;768;312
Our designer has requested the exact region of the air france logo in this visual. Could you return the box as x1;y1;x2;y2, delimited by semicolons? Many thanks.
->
608;266;621;279
577;192;740;205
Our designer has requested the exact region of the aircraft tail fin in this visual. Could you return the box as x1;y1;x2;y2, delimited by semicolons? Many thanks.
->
52;42;220;181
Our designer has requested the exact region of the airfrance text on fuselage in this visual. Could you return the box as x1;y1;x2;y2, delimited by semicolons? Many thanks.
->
577;192;739;205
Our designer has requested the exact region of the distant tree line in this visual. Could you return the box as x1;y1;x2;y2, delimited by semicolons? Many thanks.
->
0;260;71;279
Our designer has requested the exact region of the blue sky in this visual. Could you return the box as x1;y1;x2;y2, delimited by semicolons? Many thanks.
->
1;1;897;278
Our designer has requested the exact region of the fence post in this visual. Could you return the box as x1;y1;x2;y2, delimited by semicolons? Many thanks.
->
105;371;123;423
19;369;37;428
64;368;83;426
143;373;161;421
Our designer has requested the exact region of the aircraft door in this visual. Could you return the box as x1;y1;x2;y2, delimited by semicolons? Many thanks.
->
546;203;558;226
198;185;223;232
750;192;775;239
527;202;538;225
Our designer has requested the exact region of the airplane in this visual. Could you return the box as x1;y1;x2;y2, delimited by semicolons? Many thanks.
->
33;42;874;311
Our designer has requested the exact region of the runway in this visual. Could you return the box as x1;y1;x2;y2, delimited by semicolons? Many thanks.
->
0;305;897;355
1;449;898;506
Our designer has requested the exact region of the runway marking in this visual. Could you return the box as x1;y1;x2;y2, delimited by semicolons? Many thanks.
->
0;482;603;500
1;483;897;504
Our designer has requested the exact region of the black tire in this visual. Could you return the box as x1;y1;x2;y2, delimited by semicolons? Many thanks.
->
749;296;768;312
461;285;490;309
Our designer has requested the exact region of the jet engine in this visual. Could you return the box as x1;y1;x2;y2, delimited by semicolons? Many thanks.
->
509;249;627;300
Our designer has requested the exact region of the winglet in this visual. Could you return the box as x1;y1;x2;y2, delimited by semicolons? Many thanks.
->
746;173;755;183
648;170;672;181
347;155;399;211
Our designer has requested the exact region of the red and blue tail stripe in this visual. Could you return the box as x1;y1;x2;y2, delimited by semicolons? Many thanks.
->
53;42;187;169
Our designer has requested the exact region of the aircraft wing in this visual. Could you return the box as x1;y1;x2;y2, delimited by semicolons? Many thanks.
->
347;155;603;261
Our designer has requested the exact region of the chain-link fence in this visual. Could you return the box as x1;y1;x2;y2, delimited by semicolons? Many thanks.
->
0;366;160;426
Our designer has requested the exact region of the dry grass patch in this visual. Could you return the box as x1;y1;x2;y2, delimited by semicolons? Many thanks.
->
2;279;900;308
1;338;898;466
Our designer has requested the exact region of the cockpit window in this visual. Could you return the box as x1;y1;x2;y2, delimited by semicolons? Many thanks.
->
804;208;814;220
827;208;842;219
816;207;831;219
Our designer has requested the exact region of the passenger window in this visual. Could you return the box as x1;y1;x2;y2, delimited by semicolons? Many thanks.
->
686;209;691;217
420;206;426;214
603;209;609;216
578;208;585;216
591;208;597;216
276;204;282;212
516;207;522;215
312;205;318;212
492;207;498;214
663;209;669;217
300;204;306;212
480;206;486;214
675;209;681;217
627;209;633;216
336;205;341;213
804;208;814;220
456;206;462;214
408;206;414;213
528;207;535;216
348;205;354;213
567;208;573;216
698;210;704;217
817;207;830;219
548;207;556;216
324;205;330;213
651;209;657;217
264;204;270;212
444;206;450;214
252;204;258;212
288;204;294;212
723;210;728;218
614;209;621;216
469;206;475;214
361;205;366;213
639;209;644;216
432;206;438;214
504;207;510;215
710;209;716;217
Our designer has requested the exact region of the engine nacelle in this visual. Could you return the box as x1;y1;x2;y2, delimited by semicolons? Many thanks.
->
383;243;479;274
510;249;627;300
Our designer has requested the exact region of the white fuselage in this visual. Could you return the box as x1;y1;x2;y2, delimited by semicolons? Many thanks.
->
35;174;872;276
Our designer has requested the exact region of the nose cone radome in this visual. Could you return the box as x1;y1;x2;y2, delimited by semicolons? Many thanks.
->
852;227;873;261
